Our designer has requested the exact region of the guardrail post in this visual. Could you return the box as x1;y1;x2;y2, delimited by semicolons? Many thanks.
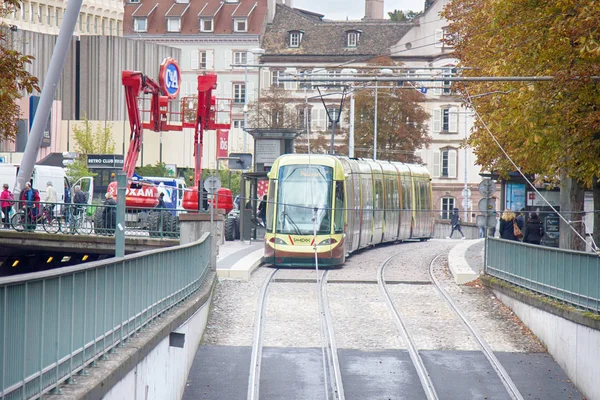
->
116;172;126;258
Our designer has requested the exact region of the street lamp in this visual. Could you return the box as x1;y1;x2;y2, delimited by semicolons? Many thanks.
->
243;48;264;153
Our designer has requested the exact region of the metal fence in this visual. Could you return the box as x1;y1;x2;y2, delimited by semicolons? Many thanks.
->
0;232;211;399
2;200;183;238
486;237;600;312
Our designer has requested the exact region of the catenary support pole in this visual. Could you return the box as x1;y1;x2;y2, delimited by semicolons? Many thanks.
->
349;95;355;158
14;0;83;198
373;82;378;160
115;172;126;258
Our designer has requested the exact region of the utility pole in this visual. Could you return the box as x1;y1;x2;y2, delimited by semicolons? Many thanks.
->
373;82;378;160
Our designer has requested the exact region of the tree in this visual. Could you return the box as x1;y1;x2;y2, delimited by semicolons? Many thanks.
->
443;0;600;250
247;87;300;130
0;1;40;141
136;162;170;177
66;117;115;183
388;9;421;22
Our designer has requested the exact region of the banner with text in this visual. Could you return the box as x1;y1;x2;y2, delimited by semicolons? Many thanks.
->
217;129;229;159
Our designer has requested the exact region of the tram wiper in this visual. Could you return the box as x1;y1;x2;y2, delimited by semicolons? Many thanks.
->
282;210;302;235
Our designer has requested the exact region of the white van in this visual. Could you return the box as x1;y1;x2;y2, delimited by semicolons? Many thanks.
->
0;164;93;204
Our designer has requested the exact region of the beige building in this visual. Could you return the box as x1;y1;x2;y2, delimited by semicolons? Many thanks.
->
1;0;123;36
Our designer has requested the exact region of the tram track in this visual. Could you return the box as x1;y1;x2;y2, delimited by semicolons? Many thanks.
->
377;251;525;400
247;268;344;400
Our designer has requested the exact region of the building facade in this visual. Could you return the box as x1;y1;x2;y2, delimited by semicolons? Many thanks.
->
0;0;123;36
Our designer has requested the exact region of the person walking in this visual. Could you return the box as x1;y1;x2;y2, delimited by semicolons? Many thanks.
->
524;213;544;245
103;192;117;234
258;195;267;227
20;182;40;231
447;207;465;239
499;209;523;241
1;184;14;228
44;181;57;220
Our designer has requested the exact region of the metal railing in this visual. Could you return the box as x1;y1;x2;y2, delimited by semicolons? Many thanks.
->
1;200;184;238
0;232;211;399
486;238;600;312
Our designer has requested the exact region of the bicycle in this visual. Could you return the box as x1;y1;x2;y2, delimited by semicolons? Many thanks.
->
11;205;61;233
67;205;93;235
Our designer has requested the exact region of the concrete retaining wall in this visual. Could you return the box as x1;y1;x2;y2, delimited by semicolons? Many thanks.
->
103;303;210;400
494;291;600;400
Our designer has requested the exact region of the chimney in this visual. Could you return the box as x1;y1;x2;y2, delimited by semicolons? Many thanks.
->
365;0;384;19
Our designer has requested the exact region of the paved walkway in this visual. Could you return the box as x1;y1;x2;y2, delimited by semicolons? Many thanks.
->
216;240;264;280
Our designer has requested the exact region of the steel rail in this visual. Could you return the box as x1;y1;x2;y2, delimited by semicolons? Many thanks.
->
428;254;524;400
319;270;345;400
377;253;439;400
247;268;278;400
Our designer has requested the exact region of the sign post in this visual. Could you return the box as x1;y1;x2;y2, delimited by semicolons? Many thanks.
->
204;175;221;271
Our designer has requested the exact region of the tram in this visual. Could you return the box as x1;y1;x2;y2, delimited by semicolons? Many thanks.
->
263;154;433;267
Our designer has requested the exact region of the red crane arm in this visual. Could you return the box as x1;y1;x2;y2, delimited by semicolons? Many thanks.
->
122;70;163;178
193;74;218;185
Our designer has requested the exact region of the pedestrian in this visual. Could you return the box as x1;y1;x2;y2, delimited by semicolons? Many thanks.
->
63;182;71;223
20;182;39;231
70;185;87;232
1;183;14;228
44;181;57;220
523;213;544;245
516;208;526;229
103;192;117;234
258;195;267;226
447;207;465;239
499;209;523;241
156;192;166;209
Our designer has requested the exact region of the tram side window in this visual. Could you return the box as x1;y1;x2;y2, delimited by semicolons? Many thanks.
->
334;181;344;233
265;180;276;232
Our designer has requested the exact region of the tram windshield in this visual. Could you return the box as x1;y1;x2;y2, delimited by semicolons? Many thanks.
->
276;164;333;235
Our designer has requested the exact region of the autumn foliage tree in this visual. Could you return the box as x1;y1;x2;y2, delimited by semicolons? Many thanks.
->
443;0;600;250
0;0;40;141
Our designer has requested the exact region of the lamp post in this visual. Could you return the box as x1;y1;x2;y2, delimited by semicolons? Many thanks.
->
243;48;264;153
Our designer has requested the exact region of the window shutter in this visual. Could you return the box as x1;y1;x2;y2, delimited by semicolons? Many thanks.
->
433;109;441;133
246;81;254;103
284;68;297;91
247;51;254;65
433;151;440;177
449;107;458;132
190;50;198;70
224;51;232;70
448;150;457;178
434;29;444;48
262;69;270;90
206;50;214;70
433;79;442;96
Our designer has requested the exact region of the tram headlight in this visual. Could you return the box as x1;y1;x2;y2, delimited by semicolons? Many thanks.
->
317;238;337;246
269;237;287;245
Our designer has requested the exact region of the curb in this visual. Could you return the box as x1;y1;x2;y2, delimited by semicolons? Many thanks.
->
217;248;264;281
447;238;482;284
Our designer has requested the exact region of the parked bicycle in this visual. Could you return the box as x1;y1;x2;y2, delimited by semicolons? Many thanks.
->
66;205;93;235
11;205;62;233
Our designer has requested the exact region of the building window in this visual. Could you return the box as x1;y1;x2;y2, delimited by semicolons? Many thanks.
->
134;18;147;32
167;18;180;32
271;70;285;89
233;83;246;103
433;148;457;178
289;32;301;47
109;19;114;35
443;67;456;95
347;32;358;47
129;0;141;3
47;6;52;25
233;120;245;129
298;69;312;90
233;51;247;66
441;197;455;220
199;51;207;69
433;106;458;133
200;18;213;32
234;18;247;32
327;70;341;87
86;14;91;32
37;4;42;23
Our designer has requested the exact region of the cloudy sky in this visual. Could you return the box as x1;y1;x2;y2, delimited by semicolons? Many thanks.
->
292;0;425;21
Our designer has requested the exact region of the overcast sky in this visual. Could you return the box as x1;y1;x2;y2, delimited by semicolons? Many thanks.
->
292;0;425;21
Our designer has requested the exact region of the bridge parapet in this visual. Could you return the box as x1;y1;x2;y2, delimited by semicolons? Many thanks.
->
0;232;211;399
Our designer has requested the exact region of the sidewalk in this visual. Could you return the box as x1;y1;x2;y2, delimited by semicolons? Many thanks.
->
447;238;484;284
216;240;264;281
